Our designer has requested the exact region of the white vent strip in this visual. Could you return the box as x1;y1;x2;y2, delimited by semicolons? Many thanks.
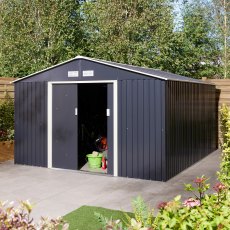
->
68;71;79;77
83;70;94;77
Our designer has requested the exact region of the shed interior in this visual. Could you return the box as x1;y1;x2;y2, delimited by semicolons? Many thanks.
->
78;83;108;173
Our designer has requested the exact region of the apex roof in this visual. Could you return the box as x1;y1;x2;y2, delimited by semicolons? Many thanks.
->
13;56;207;84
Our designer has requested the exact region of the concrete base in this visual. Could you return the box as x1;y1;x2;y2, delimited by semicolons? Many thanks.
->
80;162;107;174
0;149;220;221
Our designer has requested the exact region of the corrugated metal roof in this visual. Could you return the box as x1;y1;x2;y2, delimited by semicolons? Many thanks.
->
96;58;204;83
13;56;208;84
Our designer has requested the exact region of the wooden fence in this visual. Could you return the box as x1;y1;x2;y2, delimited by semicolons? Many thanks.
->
203;78;230;107
202;78;230;145
0;78;17;101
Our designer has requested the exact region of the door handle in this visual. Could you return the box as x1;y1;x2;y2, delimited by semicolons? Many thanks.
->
106;109;110;116
75;108;78;116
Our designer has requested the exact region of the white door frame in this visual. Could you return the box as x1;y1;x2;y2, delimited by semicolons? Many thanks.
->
47;80;118;176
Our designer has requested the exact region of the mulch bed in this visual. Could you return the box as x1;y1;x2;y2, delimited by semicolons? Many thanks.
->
0;141;14;163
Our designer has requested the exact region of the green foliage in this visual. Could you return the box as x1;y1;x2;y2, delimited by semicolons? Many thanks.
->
0;200;69;229
82;0;175;69
0;0;226;78
95;212;123;230
169;0;221;78
0;0;85;77
0;94;14;141
97;177;230;230
154;192;230;229
154;178;230;229
219;104;230;188
96;196;155;230
131;196;154;228
184;175;210;203
212;0;230;78
81;0;222;78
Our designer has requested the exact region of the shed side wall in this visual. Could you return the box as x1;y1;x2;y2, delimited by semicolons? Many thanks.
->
165;81;218;180
14;82;47;166
118;79;166;181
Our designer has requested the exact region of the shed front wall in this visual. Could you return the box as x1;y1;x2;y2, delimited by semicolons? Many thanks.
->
118;79;166;181
14;77;166;181
165;81;218;180
15;59;167;181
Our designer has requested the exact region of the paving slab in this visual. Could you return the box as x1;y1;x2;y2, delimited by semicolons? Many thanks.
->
0;149;220;221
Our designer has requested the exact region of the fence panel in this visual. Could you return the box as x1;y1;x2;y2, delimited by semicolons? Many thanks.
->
0;78;17;101
203;78;230;145
203;79;230;107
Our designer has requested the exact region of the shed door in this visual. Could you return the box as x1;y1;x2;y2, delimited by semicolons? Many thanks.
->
52;84;78;169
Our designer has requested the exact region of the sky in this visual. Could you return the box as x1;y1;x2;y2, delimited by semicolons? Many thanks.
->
173;0;184;29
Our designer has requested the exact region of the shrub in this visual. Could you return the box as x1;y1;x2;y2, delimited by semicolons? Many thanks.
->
155;177;229;229
184;175;210;204
95;212;123;230
0;200;69;229
219;104;230;188
154;176;229;229
130;196;154;228
0;93;14;141
97;177;230;230
154;192;230;229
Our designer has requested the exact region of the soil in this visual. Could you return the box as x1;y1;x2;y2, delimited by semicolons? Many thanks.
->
0;141;14;163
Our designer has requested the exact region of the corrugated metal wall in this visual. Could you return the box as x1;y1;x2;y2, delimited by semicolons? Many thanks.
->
14;82;47;167
118;79;166;181
165;81;217;180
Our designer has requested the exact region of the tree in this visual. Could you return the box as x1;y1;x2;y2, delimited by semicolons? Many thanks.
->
0;0;225;79
167;0;222;78
82;0;223;78
213;0;230;78
0;0;84;77
82;0;175;69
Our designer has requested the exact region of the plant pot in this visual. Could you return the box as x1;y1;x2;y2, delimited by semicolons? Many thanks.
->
86;153;103;169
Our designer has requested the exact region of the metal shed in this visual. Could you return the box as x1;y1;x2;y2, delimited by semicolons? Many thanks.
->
14;56;218;181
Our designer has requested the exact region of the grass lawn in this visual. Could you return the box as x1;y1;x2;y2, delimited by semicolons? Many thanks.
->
63;206;134;230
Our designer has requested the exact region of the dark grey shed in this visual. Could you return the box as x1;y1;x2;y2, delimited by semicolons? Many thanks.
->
14;56;218;181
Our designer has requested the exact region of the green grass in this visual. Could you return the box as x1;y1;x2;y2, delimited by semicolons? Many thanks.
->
63;206;134;230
